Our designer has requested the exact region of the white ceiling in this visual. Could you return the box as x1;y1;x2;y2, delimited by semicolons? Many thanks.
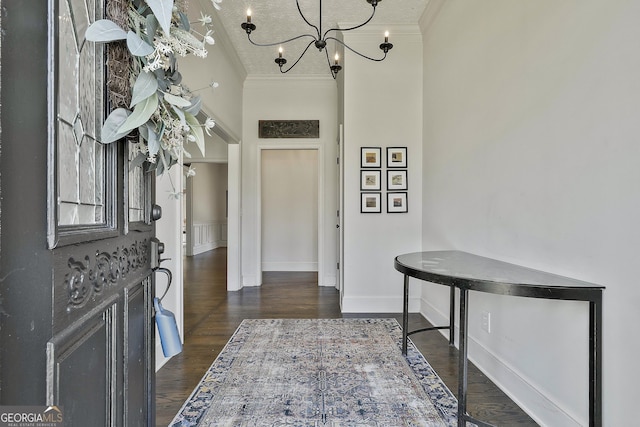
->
206;0;428;76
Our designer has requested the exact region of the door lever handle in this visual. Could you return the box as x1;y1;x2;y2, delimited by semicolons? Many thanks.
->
150;237;170;269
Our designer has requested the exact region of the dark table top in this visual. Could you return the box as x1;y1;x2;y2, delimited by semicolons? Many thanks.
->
395;251;604;301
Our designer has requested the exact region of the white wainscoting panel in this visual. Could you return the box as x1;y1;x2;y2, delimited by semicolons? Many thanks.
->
191;221;227;255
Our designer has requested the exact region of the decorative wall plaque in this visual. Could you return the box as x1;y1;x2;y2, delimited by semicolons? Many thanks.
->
258;120;320;139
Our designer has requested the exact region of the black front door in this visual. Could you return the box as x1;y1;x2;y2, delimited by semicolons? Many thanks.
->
1;1;156;425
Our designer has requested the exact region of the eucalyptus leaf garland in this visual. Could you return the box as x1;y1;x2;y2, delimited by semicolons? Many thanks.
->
86;0;220;182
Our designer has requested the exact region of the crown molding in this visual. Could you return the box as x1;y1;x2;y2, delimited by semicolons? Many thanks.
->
244;74;337;84
337;23;422;36
192;0;248;81
419;0;447;34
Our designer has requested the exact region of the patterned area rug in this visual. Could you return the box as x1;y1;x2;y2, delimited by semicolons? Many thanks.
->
169;318;457;426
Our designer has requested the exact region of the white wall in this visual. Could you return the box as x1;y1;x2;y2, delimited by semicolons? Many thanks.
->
242;76;338;287
261;149;318;271
186;163;228;255
227;143;242;291
419;1;640;426
155;166;184;371
192;163;227;223
180;1;245;140
155;0;245;369
341;25;424;312
184;131;229;162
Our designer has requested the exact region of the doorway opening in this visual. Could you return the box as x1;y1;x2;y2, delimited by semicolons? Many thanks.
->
258;148;322;285
184;161;229;258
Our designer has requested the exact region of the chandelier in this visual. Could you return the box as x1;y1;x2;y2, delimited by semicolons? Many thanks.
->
240;0;393;79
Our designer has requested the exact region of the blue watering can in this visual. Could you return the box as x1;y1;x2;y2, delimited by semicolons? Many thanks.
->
154;267;183;358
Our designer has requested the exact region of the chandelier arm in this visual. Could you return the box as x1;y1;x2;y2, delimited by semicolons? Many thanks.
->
279;40;317;73
247;32;317;48
326;36;388;62
296;0;321;39
324;48;337;79
322;6;376;40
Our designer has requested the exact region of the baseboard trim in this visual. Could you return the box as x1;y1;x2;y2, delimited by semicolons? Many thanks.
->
192;241;226;256
242;275;258;287
420;297;584;427
261;262;318;271
155;343;169;372
321;275;336;287
240;273;335;288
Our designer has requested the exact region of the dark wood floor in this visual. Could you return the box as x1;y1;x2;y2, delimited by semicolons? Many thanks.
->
155;248;538;426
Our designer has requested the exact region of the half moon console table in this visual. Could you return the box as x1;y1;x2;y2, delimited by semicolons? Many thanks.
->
394;250;604;427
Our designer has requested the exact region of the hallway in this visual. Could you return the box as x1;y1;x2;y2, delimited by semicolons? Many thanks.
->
155;248;536;426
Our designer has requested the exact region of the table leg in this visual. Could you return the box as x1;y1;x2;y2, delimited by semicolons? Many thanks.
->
449;284;456;346
589;295;603;427
402;274;409;355
458;288;469;427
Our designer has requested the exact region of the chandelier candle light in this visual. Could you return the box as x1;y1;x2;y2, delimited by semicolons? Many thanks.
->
240;0;393;78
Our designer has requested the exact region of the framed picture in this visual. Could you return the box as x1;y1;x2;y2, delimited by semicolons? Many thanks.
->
361;170;381;191
361;147;382;168
387;192;408;213
361;192;382;213
387;147;407;168
387;170;407;190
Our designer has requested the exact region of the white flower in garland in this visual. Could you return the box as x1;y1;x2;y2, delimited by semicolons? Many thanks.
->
85;0;221;186
204;30;215;46
199;12;212;26
204;117;216;136
193;48;208;58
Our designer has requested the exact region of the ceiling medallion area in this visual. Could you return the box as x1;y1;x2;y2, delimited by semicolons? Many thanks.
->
240;0;393;79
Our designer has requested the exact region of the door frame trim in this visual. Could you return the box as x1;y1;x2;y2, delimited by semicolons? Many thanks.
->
256;143;325;286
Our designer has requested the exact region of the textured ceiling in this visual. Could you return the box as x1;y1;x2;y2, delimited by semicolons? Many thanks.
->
210;0;428;76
